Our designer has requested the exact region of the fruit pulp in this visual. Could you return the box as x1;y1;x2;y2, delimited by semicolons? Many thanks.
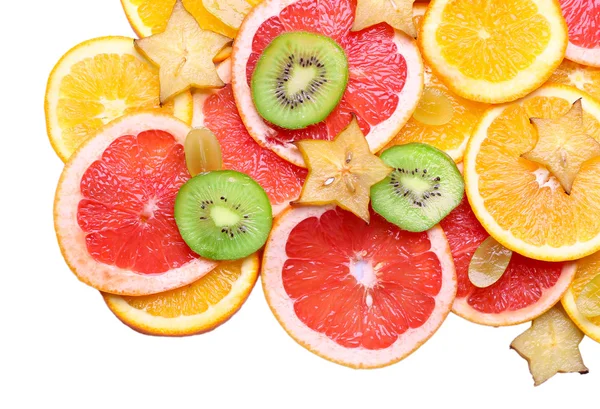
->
559;0;600;48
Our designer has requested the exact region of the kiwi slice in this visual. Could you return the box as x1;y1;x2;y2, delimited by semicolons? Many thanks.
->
251;31;349;130
371;143;464;232
174;170;273;260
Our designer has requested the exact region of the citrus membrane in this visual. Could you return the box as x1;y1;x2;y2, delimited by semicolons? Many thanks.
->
184;128;223;177
576;274;600;317
468;236;512;288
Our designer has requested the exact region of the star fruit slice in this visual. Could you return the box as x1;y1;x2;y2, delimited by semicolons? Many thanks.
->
522;99;600;194
135;0;231;103
202;0;253;30
352;0;416;37
184;128;223;177
576;274;600;318
295;118;391;223
511;305;589;386
468;236;513;288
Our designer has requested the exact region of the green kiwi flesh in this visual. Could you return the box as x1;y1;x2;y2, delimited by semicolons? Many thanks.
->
174;170;273;260
371;143;464;232
251;31;349;130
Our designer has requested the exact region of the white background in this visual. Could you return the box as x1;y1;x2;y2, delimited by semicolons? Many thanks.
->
2;1;599;408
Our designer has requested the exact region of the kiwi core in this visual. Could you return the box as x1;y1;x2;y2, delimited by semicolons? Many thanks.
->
210;205;241;227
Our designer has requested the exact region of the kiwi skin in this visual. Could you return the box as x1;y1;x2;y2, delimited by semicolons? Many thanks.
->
371;143;464;233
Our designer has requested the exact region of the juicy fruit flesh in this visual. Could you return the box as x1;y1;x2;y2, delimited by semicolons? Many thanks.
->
475;95;600;248
468;236;513;288
436;0;551;82
245;0;407;144
440;198;565;314
202;0;253;29
576;274;600;317
122;259;244;317
283;208;443;350
251;31;349;130
569;251;600;326
77;130;197;274
211;205;241;227
548;60;600;101
559;0;600;48
202;85;306;206
184;127;223;177
412;87;454;126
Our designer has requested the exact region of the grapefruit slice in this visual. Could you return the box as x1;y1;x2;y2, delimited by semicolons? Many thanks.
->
262;206;456;368
559;0;600;67
440;197;577;326
54;112;217;296
232;0;423;167
103;254;259;336
193;62;306;216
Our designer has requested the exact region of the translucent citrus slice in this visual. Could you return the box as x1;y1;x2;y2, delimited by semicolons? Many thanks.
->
546;59;600;101
45;36;193;162
202;0;253;30
464;84;600;261
103;254;259;336
468;236;512;288
576;274;600;317
184;128;223;176
352;0;416;37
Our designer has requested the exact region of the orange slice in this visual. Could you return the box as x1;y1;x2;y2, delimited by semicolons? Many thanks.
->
419;0;568;103
384;3;488;162
464;84;600;261
45;36;193;162
103;254;259;336
562;250;600;343
547;59;600;101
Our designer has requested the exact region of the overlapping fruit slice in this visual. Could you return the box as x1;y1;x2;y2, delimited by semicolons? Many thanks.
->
464;84;600;261
54;112;216;295
262;206;456;368
232;0;423;166
547;59;600;101
440;197;577;326
559;0;600;67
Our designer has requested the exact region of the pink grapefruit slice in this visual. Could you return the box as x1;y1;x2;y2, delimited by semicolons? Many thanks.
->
559;0;600;67
262;205;456;368
54;112;217;296
440;197;577;326
232;0;423;167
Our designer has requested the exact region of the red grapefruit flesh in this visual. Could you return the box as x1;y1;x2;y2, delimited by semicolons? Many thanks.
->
55;113;217;295
440;197;577;326
232;0;423;167
262;206;456;368
193;83;306;216
559;0;600;67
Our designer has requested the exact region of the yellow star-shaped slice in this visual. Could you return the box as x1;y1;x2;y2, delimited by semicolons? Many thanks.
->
295;118;392;223
352;0;416;37
135;0;230;103
522;99;600;194
511;305;588;386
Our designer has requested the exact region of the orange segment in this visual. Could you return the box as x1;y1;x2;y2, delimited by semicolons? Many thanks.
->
547;59;600;101
464;84;600;261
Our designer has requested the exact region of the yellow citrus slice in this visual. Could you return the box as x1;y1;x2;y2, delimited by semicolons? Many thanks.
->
120;0;257;39
419;0;568;103
464;84;600;261
384;3;488;162
103;254;259;336
547;59;600;101
45;36;192;162
562;250;600;343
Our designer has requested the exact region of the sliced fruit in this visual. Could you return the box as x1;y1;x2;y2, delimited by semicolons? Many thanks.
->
45;36;192;162
384;2;489;162
184;127;223;177
251;31;349;130
547;59;600;101
511;305;588;386
54;112;217;295
295;119;391;222
135;0;230;103
193;79;306;215
371;143;463;232
562;250;600;342
103;254;259;336
440;197;577;326
419;0;568;103
576;274;600;317
464;84;600;261
352;0;416;37
203;0;254;31
468;237;512;288
232;0;423;167
174;170;273;260
262;206;457;368
559;0;600;67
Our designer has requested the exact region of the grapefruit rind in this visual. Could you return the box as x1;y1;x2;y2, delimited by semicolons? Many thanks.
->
562;289;600;343
453;262;577;327
566;42;600;68
45;36;193;162
261;205;457;369
102;254;260;336
54;112;218;296
232;0;424;167
464;84;600;261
